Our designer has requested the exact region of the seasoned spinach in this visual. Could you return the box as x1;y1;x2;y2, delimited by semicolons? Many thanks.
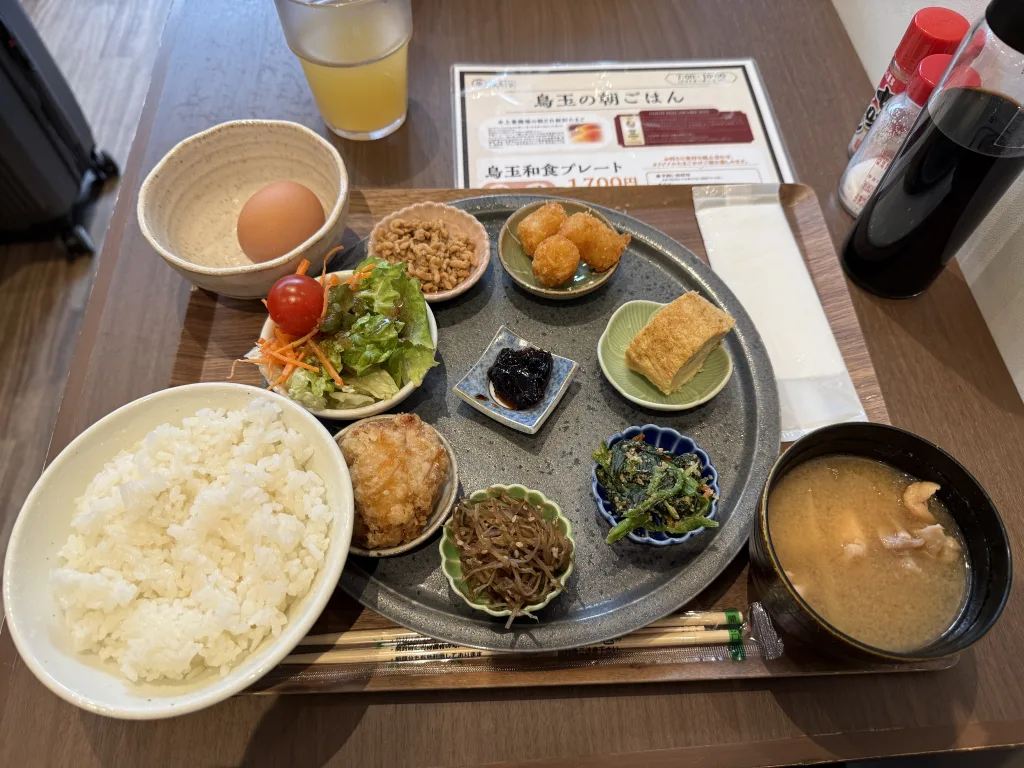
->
593;435;718;544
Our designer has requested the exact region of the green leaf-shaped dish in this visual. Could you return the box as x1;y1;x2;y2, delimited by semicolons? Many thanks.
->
598;300;733;411
497;199;621;299
440;484;575;621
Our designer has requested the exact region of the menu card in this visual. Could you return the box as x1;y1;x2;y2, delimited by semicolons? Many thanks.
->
452;61;795;189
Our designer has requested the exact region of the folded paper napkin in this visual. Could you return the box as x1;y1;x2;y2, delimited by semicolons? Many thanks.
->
693;184;866;441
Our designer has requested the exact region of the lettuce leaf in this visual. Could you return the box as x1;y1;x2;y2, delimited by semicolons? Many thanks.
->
291;259;435;402
345;367;400;400
288;365;395;410
317;336;347;372
341;313;401;374
355;266;402;317
327;390;376;408
398;274;433;349
287;367;335;410
387;342;437;387
319;284;354;335
354;257;433;350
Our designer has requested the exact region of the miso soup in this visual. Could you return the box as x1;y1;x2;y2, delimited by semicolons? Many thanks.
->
768;455;969;652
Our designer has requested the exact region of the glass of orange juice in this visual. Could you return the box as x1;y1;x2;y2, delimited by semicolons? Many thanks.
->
273;0;412;140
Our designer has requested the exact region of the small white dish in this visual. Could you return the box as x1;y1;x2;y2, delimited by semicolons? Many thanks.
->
335;415;460;557
453;325;577;435
258;270;438;421
2;383;354;720
138;120;349;299
368;202;490;303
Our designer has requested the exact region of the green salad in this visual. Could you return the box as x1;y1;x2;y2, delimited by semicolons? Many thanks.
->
257;257;436;411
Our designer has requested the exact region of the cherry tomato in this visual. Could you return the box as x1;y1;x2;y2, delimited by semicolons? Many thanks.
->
267;274;323;336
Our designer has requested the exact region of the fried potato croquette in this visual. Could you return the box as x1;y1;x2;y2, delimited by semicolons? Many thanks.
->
532;234;580;287
558;212;631;272
338;413;449;550
517;202;568;257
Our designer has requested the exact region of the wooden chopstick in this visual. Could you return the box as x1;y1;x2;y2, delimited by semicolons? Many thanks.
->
649;609;743;629
283;627;744;666
298;627;423;649
295;609;744;650
297;622;712;650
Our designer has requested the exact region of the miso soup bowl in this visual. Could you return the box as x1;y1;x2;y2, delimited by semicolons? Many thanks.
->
749;422;1012;663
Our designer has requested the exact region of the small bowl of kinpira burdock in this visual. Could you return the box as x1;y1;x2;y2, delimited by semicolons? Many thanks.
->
499;199;630;299
440;485;575;628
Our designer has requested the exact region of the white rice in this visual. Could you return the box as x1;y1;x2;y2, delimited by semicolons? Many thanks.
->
49;399;333;682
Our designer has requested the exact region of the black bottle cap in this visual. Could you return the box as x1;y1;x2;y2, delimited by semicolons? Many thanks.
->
987;0;1024;53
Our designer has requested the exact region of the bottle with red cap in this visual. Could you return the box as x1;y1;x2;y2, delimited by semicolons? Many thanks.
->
842;0;1024;298
839;54;980;216
847;7;969;155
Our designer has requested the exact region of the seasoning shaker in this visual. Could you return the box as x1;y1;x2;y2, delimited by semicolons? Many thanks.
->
847;7;968;155
841;0;1024;298
839;54;978;217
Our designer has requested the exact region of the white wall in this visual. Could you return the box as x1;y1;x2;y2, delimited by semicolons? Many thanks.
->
834;0;986;83
833;0;1024;401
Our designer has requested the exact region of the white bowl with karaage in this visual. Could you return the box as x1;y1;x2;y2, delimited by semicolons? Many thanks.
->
335;414;459;557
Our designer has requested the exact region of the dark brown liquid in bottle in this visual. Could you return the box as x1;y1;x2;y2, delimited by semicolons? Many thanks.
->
842;88;1024;298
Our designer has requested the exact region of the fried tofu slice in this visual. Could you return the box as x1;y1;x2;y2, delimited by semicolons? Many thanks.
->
625;292;735;394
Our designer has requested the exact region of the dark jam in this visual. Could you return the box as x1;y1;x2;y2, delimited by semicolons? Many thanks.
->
487;347;553;410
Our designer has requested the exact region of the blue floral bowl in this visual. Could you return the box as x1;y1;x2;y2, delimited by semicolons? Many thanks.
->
591;424;719;546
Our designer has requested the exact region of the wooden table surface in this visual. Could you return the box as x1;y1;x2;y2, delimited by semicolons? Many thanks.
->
2;0;1023;766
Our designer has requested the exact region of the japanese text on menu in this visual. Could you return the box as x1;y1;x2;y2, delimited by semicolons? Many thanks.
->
454;63;794;189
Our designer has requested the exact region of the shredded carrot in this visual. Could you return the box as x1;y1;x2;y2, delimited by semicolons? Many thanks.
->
309;340;344;386
344;264;376;287
255;256;348;391
277;326;318;352
263;346;318;371
322;245;346;263
267;363;295;390
319;276;331;319
261;299;269;309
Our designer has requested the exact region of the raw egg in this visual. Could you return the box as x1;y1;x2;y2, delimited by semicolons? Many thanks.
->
237;181;326;262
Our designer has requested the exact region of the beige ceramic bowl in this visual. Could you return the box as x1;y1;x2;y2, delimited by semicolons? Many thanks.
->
368;202;490;303
138;120;349;299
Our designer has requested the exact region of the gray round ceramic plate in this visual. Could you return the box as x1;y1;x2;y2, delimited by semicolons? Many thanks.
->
335;415;459;558
332;194;781;652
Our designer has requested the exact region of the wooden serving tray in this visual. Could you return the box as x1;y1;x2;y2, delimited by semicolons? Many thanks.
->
169;186;952;693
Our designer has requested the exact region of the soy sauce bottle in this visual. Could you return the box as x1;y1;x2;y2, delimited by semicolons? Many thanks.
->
842;0;1024;298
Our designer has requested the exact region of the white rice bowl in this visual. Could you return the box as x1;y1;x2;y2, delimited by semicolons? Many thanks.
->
3;383;354;719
